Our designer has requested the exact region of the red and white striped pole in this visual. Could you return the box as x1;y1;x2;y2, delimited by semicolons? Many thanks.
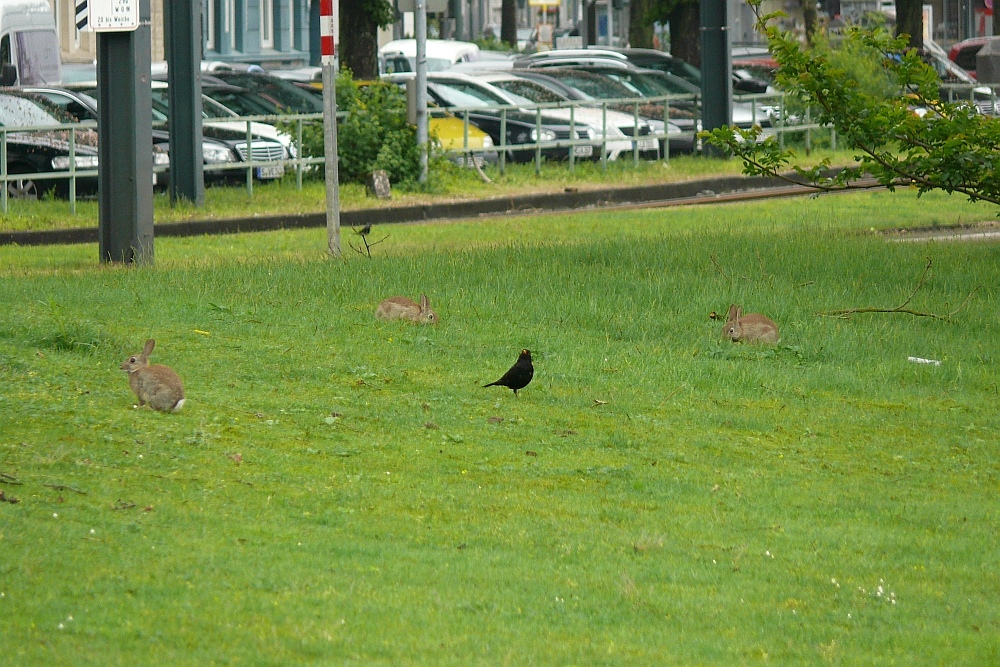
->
321;0;340;256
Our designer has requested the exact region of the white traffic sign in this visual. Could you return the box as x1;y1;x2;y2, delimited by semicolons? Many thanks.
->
88;0;140;32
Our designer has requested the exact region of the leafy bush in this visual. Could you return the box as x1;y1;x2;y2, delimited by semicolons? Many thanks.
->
291;69;422;186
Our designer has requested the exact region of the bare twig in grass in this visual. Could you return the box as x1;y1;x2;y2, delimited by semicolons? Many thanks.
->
0;489;19;504
818;257;981;321
756;250;770;279
0;472;22;485
110;500;136;511
44;483;86;495
349;232;390;258
656;383;687;409
710;254;732;285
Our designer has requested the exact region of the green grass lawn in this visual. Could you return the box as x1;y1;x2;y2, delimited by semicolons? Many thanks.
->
1;189;998;665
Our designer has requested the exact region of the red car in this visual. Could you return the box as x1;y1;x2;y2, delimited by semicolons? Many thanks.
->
948;36;995;79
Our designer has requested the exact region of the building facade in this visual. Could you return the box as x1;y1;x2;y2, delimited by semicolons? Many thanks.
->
50;0;318;67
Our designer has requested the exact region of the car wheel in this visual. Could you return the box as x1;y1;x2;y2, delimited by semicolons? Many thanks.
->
6;164;42;200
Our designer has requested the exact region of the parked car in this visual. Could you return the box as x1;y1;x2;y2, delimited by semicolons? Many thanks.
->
526;63;774;134
66;81;290;183
379;39;482;73
506;69;693;154
472;71;662;160
517;48;771;95
19;85;179;189
211;71;324;114
511;67;697;154
0;89;102;199
948;36;996;80
387;71;601;163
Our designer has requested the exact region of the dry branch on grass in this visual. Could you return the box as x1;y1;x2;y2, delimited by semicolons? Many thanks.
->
818;257;981;321
44;483;86;495
350;232;389;258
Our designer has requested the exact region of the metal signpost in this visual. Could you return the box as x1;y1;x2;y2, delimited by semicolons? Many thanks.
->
699;0;732;157
90;0;155;264
399;0;432;183
165;0;204;207
415;1;428;182
321;0;341;256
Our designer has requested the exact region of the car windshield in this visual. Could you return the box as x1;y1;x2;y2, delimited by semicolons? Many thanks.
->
148;88;238;120
78;85;170;122
401;56;455;71
629;54;701;86
15;30;61;85
636;70;698;95
204;88;276;116
0;93;64;127
556;71;636;99
428;82;497;108
491;79;566;104
215;73;323;113
435;81;510;105
598;71;671;96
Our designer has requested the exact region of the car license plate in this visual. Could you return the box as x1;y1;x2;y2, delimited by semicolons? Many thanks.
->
573;145;593;157
256;165;284;179
636;139;657;150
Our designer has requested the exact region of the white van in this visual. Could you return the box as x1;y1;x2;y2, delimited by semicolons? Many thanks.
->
0;0;61;85
379;39;481;73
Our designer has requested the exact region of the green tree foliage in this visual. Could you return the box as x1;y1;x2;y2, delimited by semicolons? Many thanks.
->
703;0;1000;207
291;71;422;186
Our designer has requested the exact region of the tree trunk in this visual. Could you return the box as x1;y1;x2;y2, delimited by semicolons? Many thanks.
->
340;2;379;80
669;1;700;68
802;0;817;45
895;0;923;51
501;0;517;48
629;0;654;48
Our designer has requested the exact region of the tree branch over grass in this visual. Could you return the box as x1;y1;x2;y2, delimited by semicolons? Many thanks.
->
703;0;1000;207
818;257;981;320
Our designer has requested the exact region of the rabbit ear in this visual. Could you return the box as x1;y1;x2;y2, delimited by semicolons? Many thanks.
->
727;304;739;322
143;339;156;357
736;306;744;320
419;294;429;311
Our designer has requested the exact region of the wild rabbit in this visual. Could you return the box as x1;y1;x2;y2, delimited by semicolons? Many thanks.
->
375;295;438;324
120;339;186;412
721;304;780;344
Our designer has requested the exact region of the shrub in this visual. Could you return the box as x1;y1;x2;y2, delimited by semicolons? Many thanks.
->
291;69;422;186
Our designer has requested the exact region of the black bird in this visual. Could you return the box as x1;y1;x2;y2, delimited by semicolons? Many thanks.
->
483;349;533;396
356;224;372;237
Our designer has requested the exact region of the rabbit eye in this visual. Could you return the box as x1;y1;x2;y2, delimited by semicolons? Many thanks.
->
129;357;136;362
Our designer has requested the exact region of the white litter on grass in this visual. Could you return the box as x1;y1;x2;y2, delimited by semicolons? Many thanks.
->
908;356;941;366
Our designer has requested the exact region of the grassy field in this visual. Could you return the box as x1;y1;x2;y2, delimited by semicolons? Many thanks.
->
1;189;998;665
0;151;856;233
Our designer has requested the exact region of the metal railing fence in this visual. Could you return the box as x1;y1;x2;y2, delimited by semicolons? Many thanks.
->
0;92;861;212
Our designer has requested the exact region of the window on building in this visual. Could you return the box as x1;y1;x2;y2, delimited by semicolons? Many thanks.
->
205;0;215;50
261;0;274;49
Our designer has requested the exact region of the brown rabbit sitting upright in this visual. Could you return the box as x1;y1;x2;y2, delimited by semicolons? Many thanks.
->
375;295;438;324
120;339;186;411
722;304;780;344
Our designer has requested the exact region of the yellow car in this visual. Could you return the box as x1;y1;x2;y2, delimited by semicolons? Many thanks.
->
428;106;497;166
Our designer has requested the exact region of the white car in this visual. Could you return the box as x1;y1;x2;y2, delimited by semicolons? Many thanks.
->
379;39;482;72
